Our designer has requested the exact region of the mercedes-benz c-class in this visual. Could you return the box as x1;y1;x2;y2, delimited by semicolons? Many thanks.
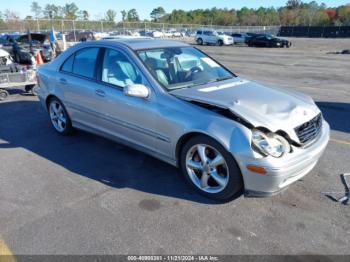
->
36;39;329;201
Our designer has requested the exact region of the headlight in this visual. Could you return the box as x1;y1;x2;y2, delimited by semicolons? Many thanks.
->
251;129;291;158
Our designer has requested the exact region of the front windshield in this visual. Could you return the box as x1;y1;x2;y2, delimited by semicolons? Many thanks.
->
137;46;234;90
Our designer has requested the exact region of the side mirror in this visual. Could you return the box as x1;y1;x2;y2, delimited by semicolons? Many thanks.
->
123;84;150;98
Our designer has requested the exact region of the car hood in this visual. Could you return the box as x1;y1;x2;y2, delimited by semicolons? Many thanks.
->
170;77;321;141
273;38;288;43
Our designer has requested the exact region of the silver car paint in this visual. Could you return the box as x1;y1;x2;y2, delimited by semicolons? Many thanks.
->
36;39;330;195
169;77;321;144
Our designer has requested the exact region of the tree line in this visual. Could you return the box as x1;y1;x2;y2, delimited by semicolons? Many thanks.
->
0;0;349;26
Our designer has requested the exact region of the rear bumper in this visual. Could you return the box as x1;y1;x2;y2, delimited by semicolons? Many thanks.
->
239;121;330;196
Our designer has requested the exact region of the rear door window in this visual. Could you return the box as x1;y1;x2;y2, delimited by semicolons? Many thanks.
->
72;47;99;78
61;55;74;73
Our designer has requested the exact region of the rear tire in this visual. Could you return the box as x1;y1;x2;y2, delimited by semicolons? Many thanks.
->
47;97;73;135
197;38;203;45
0;89;9;101
180;135;243;202
218;40;223;46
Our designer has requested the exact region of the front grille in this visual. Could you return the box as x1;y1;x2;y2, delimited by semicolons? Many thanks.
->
294;114;322;144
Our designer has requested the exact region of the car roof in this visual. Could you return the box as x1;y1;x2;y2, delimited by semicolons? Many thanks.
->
97;38;190;50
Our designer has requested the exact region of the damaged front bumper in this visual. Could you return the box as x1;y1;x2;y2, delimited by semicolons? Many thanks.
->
237;120;330;197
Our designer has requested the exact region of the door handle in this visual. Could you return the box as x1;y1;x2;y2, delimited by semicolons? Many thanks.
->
95;89;106;97
59;78;68;85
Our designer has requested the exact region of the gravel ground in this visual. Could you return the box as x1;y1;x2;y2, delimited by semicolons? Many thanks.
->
0;37;349;255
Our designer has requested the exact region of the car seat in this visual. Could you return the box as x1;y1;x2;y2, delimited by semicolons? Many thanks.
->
102;55;133;87
144;57;169;86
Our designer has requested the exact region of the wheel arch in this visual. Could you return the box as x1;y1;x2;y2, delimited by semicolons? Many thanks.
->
45;95;71;120
175;131;230;167
45;94;59;110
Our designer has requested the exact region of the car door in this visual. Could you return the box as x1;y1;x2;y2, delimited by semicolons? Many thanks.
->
232;34;239;43
206;31;217;44
201;31;208;43
254;36;266;46
58;47;105;128
92;47;157;152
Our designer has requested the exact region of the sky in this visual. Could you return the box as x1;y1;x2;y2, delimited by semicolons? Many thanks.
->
2;0;349;20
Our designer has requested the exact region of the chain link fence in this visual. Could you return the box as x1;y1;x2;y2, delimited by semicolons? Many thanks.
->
0;19;281;35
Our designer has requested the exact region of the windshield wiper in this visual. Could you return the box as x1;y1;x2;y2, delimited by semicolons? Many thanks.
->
169;76;234;91
216;76;234;82
199;76;233;86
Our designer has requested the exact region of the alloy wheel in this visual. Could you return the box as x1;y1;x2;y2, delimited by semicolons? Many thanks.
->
185;144;229;194
49;101;67;133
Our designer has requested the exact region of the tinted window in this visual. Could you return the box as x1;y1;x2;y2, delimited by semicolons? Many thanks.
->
72;48;99;78
102;48;142;88
61;55;74;73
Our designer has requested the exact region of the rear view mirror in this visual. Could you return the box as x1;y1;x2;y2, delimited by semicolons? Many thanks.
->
124;84;150;98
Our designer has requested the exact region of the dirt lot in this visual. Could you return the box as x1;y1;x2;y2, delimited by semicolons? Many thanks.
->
0;38;349;255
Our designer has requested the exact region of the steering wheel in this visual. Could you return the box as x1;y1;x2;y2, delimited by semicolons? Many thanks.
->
185;66;203;81
190;66;203;74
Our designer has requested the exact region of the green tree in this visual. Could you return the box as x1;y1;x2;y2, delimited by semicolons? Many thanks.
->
127;9;139;21
286;0;301;9
82;10;89;20
121;10;127;21
4;9;20;20
237;7;257;25
77;10;89;20
300;1;321;25
43;4;60;19
64;2;79;20
150;7;166;22
31;1;42;18
105;9;117;22
337;5;350;25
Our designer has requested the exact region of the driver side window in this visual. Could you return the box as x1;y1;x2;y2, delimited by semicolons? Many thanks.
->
101;48;142;88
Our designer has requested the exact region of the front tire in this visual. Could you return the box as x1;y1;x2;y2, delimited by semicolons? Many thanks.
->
48;97;73;135
25;85;36;95
180;135;243;202
218;40;223;46
197;38;203;45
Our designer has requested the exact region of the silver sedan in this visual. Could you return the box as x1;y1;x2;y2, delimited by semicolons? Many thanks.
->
36;39;329;201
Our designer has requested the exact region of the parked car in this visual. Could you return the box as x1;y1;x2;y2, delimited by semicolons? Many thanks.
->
170;30;182;38
231;33;249;44
1;33;54;64
195;29;234;46
65;31;95;42
0;48;15;66
247;34;291;48
15;33;55;62
0;34;34;65
36;39;329;201
151;31;164;38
